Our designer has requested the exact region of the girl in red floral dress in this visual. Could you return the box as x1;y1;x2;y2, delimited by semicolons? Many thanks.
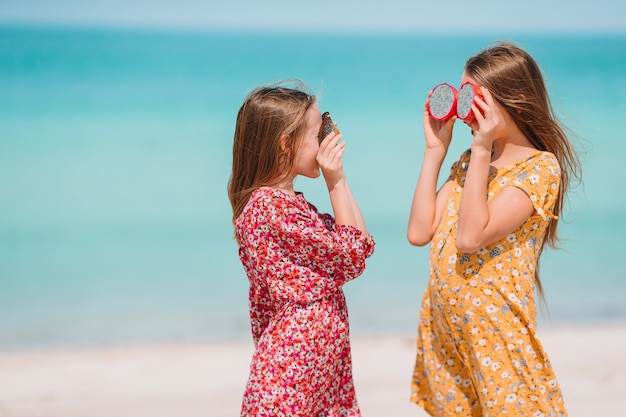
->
228;82;375;416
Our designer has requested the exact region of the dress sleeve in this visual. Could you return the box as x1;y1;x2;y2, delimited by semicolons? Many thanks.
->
510;153;561;220
255;192;375;304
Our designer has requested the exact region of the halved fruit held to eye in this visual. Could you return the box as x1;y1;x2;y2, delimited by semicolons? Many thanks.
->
428;83;458;121
318;112;340;143
457;82;483;122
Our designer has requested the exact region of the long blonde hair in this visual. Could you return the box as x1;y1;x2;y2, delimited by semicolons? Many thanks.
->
465;42;583;297
228;81;315;223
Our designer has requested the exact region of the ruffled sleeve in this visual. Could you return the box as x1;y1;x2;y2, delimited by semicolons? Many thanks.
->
240;189;374;304
509;152;561;220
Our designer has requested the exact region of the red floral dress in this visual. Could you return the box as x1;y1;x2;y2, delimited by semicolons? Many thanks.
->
235;187;375;416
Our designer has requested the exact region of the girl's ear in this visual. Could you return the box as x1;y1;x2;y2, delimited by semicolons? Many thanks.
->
279;134;291;156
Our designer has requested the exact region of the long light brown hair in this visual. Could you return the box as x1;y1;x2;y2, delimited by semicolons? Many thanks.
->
465;42;583;299
228;81;316;224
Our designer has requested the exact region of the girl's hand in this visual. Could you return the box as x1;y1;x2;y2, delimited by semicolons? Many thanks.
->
317;130;346;190
423;94;455;153
469;87;500;153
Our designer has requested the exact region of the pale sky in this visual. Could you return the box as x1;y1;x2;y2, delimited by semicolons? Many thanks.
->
1;0;625;34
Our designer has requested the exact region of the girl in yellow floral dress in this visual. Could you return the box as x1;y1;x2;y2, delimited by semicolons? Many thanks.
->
407;43;581;417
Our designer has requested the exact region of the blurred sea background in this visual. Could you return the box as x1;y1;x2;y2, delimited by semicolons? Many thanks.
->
1;25;625;349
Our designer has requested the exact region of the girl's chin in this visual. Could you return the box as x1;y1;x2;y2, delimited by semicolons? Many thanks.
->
304;169;321;179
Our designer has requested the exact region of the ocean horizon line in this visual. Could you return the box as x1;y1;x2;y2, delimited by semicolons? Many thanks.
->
2;23;626;39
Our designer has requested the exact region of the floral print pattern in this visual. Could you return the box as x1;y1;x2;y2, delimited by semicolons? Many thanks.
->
411;150;567;417
236;187;375;416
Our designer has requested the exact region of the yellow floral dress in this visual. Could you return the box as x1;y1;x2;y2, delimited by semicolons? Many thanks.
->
411;150;567;417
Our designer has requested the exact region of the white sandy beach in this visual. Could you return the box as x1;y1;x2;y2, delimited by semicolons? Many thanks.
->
0;324;624;417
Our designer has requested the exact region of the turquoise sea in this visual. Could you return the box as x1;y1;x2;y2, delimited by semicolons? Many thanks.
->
1;26;625;349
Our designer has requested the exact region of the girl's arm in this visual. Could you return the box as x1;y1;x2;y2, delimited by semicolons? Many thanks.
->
457;176;535;252
407;98;456;246
407;149;452;246
344;180;368;237
456;89;535;252
318;132;369;237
